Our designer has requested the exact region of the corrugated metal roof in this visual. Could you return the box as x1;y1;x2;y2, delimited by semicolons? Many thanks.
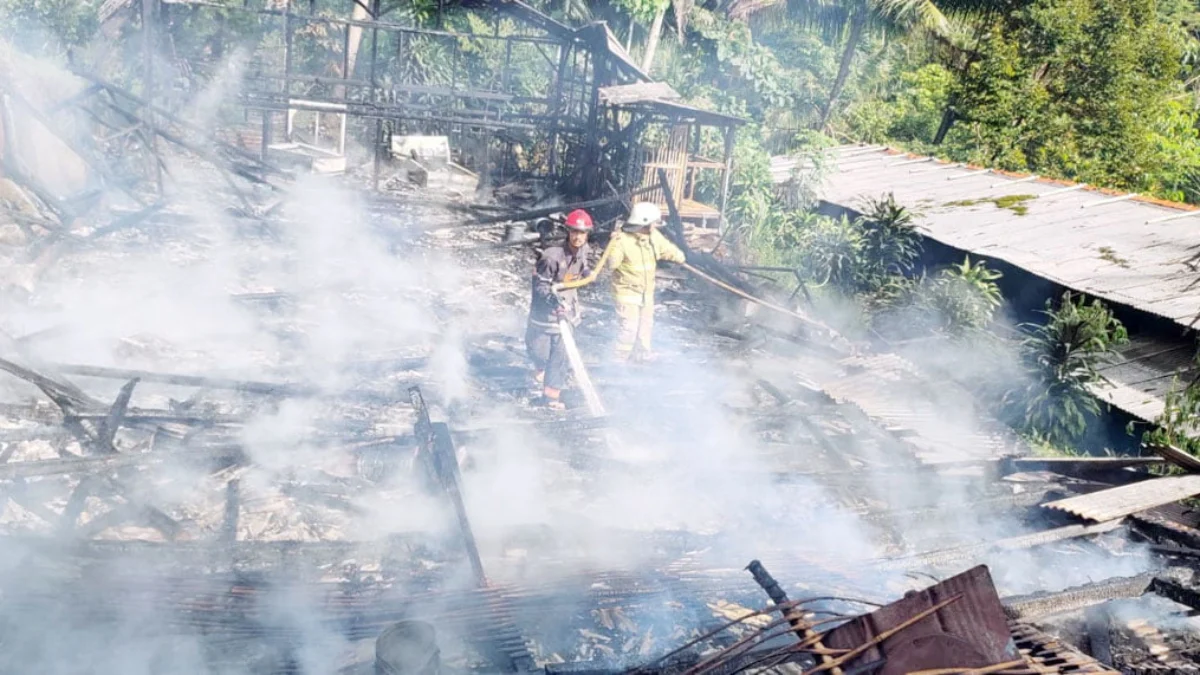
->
803;145;1200;424
1043;474;1200;522
1090;334;1199;422
811;353;1031;464
812;146;1200;328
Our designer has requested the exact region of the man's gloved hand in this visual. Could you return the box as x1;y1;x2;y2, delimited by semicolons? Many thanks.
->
545;292;561;308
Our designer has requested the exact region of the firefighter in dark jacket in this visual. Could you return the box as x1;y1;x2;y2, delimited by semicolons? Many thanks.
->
525;209;594;410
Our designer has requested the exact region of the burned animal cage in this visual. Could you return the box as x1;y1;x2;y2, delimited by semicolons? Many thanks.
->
118;0;697;193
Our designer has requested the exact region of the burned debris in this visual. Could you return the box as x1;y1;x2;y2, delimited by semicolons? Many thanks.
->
5;3;1200;675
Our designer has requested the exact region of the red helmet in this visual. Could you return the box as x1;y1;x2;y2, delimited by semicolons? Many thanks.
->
563;209;593;232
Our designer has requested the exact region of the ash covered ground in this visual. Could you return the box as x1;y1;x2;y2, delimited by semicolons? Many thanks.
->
0;139;1172;672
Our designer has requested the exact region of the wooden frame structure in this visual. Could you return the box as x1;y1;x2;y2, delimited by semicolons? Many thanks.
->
117;0;742;201
599;83;744;231
123;0;715;193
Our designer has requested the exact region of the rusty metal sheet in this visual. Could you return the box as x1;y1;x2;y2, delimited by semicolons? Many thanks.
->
1043;474;1200;522
822;565;1019;675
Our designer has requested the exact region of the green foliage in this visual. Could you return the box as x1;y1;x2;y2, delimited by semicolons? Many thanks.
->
1144;370;1200;457
856;192;922;281
914;256;1002;335
1005;292;1129;446
749;193;921;298
716;124;776;234
775;130;836;209
946;0;1184;191
679;7;799;116
794;214;866;290
0;0;98;54
612;0;668;25
845;62;953;144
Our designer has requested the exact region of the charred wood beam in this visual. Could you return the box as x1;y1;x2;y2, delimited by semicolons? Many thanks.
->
656;167;688;254
0;85;147;207
53;363;318;396
45;83;105;115
1146;443;1200;473
87;95;278;190
0;445;245;480
408;385;439;491
1000;455;1165;476
1150;577;1200;612
1001;573;1155;621
0;356;101;450
882;519;1125;569
59;476;94;531
465;186;658;228
433;421;486;586
6;536;411;563
408;386;486;587
78;473;180;540
242;97;569;133
0;357;97;409
95;377;139;454
69;69;286;177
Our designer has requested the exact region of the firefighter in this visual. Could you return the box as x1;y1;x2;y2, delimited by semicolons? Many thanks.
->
608;201;686;362
525;209;594;410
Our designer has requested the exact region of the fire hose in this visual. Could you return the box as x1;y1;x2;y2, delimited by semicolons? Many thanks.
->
554;235;844;345
556;318;606;417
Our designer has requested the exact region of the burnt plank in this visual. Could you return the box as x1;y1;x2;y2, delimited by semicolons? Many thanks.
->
96;377;139;454
54;364;316;396
59;477;94;531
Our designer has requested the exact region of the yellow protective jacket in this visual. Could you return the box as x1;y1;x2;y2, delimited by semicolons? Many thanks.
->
607;228;686;306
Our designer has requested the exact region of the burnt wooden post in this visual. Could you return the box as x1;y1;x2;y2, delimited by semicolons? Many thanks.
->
282;0;293;143
369;0;382;190
547;43;569;177
408;386;486;588
657;166;688;254
717;124;736;235
584;33;605;197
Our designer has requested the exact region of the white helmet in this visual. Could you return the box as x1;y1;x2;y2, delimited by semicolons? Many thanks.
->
625;202;662;230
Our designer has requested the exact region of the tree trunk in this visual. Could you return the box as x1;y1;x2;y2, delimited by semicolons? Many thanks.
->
626;15;635;52
641;5;667;74
342;0;373;92
933;102;956;144
817;8;867;130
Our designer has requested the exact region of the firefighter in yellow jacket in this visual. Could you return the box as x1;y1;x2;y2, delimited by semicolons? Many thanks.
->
608;202;687;362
